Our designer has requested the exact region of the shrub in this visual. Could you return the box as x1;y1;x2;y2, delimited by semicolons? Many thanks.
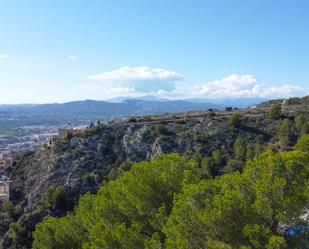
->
228;113;242;127
201;156;215;178
128;117;137;122
154;124;170;136
44;186;73;213
234;137;246;160
279;119;291;148
301;121;309;135
2;201;15;219
212;149;222;164
267;104;281;119
225;159;243;173
294;134;309;153
294;115;304;130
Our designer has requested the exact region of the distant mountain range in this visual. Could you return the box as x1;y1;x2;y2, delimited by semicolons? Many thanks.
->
0;99;218;131
0;98;266;132
185;97;267;108
107;96;266;108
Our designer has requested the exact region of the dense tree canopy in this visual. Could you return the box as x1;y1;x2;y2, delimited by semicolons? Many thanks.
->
33;142;309;249
166;150;308;249
295;134;309;153
33;154;201;249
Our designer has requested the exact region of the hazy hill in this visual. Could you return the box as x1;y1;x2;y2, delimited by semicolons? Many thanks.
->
0;99;221;132
107;95;267;108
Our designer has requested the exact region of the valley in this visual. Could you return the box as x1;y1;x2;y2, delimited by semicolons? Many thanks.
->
0;99;222;154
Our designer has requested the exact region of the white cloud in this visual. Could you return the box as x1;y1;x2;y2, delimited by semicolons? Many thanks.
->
105;86;136;94
0;53;8;59
68;55;79;60
85;68;302;100
88;66;184;93
89;66;184;81
192;74;302;99
78;83;138;99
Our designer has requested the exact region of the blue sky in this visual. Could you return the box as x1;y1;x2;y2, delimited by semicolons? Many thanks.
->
0;0;308;104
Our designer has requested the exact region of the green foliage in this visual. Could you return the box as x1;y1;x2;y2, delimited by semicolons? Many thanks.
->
82;124;104;137
254;143;263;156
266;236;287;249
255;116;262;125
33;154;200;249
192;148;203;165
166;150;309;249
208;109;216;117
294;134;309;153
267;104;281;119
2;201;15;219
279;119;291;148
225;158;243;173
228;112;242;127
33;215;86;249
264;143;277;152
64;131;73;140
8;222;26;241
234;137;246;160
244;151;309;226
301;121;309;135
245;146;255;160
154;124;170;136
32;149;309;249
44;186;73;213
107;167;121;181
285;96;309;106
128;117;137;122
294;115;304;130
107;161;132;181
212;149;222;164
201;155;215;178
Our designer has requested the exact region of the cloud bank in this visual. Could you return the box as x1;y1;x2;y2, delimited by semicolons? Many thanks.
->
85;66;302;100
89;66;184;93
193;74;302;99
89;66;184;81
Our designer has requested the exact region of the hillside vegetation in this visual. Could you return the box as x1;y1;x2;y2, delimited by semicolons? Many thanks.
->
33;141;309;249
0;96;308;248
